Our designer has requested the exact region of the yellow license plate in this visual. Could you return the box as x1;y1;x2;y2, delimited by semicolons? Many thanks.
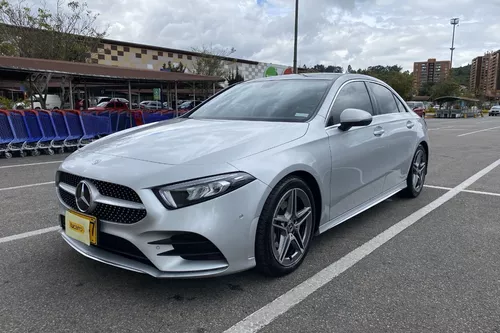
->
65;210;98;246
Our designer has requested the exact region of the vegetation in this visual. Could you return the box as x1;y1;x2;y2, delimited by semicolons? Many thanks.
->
226;66;244;85
451;64;471;87
356;65;414;100
191;44;236;77
301;64;343;73
0;0;107;62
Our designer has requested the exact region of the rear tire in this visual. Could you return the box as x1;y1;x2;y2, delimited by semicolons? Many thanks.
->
255;176;316;277
401;145;427;198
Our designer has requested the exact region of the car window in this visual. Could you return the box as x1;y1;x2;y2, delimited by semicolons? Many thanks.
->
189;79;333;122
115;102;125;108
329;81;374;125
394;95;409;112
367;82;399;115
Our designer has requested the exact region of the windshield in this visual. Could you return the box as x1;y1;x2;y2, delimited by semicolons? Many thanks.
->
179;101;192;108
188;79;332;122
407;102;423;108
97;102;108;107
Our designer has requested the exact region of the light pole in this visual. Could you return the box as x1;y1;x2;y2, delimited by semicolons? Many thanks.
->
293;0;299;74
450;18;459;68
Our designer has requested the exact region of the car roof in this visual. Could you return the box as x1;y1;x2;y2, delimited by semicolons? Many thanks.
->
247;73;389;85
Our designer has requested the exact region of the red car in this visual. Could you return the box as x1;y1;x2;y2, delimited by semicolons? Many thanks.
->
87;98;129;112
406;101;425;118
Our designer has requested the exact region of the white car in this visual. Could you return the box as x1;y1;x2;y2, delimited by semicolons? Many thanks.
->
488;106;500;116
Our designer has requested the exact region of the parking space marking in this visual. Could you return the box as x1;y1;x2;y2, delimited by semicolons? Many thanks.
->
0;181;55;192
425;185;500;197
0;226;60;244
224;157;500;333
463;189;500;197
0;160;63;169
424;185;452;190
457;125;500;137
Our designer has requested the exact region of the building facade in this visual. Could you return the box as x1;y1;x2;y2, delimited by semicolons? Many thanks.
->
469;50;500;99
413;58;451;90
88;39;292;83
485;50;500;98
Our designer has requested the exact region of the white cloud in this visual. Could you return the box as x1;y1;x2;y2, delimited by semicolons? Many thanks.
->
36;0;500;71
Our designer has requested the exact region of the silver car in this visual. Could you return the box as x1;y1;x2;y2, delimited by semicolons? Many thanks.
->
56;73;429;278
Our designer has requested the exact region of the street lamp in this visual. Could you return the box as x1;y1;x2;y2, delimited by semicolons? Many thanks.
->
450;18;459;68
293;0;299;74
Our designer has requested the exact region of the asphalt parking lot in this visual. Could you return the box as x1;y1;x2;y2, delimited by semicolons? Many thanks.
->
2;116;500;333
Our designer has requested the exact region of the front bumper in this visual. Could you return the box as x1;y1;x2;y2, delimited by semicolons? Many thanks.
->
58;175;270;278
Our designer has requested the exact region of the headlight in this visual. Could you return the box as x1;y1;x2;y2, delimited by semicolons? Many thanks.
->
154;172;256;209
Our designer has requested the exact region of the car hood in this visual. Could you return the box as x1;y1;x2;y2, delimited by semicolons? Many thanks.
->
78;118;308;165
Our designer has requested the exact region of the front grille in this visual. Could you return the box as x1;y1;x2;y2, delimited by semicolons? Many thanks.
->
57;171;147;224
58;171;141;203
153;233;225;261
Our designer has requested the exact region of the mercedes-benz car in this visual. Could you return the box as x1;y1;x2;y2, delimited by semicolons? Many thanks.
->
56;73;429;278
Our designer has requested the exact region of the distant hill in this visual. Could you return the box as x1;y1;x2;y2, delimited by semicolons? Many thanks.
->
451;64;470;87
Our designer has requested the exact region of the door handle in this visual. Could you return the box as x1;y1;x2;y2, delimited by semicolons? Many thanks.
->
373;127;385;136
406;121;414;129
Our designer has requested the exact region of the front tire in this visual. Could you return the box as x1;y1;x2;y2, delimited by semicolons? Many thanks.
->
401;145;427;198
255;176;316;277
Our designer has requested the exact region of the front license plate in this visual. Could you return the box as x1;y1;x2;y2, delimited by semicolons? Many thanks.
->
65;210;98;246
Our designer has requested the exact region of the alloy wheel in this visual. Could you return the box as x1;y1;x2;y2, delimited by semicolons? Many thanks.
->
412;149;427;192
271;188;313;267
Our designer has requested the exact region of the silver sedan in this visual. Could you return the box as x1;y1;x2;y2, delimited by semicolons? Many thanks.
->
56;73;429;278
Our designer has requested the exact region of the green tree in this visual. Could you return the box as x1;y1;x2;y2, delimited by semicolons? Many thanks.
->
191;44;236;77
226;66;244;85
418;82;435;96
357;65;414;100
0;0;107;61
430;79;460;100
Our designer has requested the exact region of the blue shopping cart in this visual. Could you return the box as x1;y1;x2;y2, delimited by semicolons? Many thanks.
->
0;110;15;158
38;110;67;154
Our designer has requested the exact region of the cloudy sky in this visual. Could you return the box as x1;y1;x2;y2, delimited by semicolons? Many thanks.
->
48;0;500;71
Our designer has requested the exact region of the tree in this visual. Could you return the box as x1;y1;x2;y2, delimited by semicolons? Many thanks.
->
430;79;460;100
347;65;353;73
418;82;435;96
162;61;185;72
226;66;244;85
357;65;414;100
191;44;236;77
0;0;107;62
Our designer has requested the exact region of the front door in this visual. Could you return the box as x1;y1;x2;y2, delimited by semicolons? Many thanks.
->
325;81;387;220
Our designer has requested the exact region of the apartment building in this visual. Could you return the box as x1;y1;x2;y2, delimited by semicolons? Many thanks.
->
485;50;500;98
413;58;451;90
469;50;500;98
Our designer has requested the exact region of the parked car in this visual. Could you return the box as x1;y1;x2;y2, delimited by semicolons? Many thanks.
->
140;101;163;109
488;105;500;116
55;73;429;278
406;101;425;118
87;98;129;111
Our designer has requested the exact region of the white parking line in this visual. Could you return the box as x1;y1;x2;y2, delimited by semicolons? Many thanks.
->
224;157;500;333
425;185;500;197
0;226;60;244
0;160;63;169
457;125;500;137
0;181;55;192
424;185;452;190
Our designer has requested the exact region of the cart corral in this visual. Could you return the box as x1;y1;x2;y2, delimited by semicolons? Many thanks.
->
433;96;483;118
0;56;224;158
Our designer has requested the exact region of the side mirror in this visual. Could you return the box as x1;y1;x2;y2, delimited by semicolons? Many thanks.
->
339;108;372;131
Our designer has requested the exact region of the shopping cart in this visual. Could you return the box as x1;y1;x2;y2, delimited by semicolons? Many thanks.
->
0;110;15;158
38;110;67;154
51;110;80;150
5;110;33;157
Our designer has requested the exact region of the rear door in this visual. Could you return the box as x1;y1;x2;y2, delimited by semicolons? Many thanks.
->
366;82;416;192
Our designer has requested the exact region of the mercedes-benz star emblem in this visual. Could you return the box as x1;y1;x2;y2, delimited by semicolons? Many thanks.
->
75;180;97;213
